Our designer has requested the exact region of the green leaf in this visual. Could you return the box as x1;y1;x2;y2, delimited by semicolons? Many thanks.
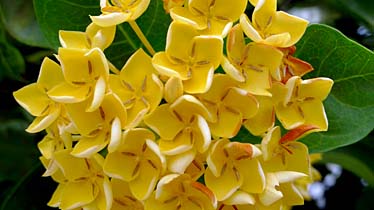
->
0;26;25;81
0;0;50;48
321;137;374;187
102;0;171;67
295;24;374;152
33;0;100;50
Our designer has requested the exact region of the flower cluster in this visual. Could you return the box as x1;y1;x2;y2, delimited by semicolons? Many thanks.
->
13;0;333;210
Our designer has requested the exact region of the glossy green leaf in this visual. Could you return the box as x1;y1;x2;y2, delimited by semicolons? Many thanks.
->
0;0;50;48
0;26;25;81
33;0;100;50
295;24;374;152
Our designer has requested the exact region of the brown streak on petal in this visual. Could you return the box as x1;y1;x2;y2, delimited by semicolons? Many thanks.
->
163;196;178;204
141;76;147;92
124;195;137;202
89;128;101;136
191;181;216;204
88;60;93;75
123;98;136;106
173;110;183;122
233;167;240;181
99;107;105;120
72;81;87;85
114;198;128;206
188;197;201;208
142;143;147;152
248;64;263;72
147;159;158;170
192;160;202;171
132;162;140;177
221;163;227;176
121;151;137;156
122;80;135;92
84;159;91;170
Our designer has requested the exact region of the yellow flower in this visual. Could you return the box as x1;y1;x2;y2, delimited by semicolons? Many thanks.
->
65;93;127;157
109;49;163;128
59;23;116;50
90;0;150;27
152;21;223;93
48;149;112;210
103;128;166;200
198;74;259;138
162;0;185;13
170;0;248;37
48;47;109;112
144;174;217;210
261;126;313;175
144;94;212;173
240;0;308;48
221;24;283;96
205;139;264;201
272;76;334;131
13;58;64;133
258;171;307;207
243;95;274;136
111;178;144;210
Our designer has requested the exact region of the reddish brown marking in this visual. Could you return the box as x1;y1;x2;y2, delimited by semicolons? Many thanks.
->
280;125;319;143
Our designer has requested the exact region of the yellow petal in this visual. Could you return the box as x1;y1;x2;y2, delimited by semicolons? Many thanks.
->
164;77;184;103
86;23;116;50
26;107;61;133
86;76;107;112
48;184;64;207
239;14;262;42
126;99;149;129
90;13;131;27
167;149;196;173
238;159;266;193
299;100;328;131
54;149;91;180
48;82;91;103
205;165;242;201
100;93;127;127
38;57;64;91
263;32;291;48
183;65;214;94
129;162;159;200
226;24;246;63
60;181;97;209
166;21;199;60
252;0;276;31
261;126;281;162
259;173;282;206
58;48;91;83
108;117;122;153
275;103;304;129
159;131;194;155
268;11;308;47
209;106;242;138
170;7;207;30
95;176;113;210
192;114;211;153
171;95;212;121
144;192;177;210
144;104;185;140
59;30;89;49
13;83;50;116
223;190;255;205
104;151;139;181
299;77;333;100
71;131;109;158
193;35;223;69
206;139;230;177
244;96;274;136
152;52;190;79
65;102;103;136
283;142;310;175
86;47;109;79
223;87;259;119
213;0;247;22
221;56;245;82
279;183;304;206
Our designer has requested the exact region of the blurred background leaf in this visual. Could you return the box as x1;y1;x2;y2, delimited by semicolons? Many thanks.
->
0;0;50;48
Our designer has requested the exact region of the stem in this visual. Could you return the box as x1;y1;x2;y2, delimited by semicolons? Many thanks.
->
128;20;155;55
107;60;121;75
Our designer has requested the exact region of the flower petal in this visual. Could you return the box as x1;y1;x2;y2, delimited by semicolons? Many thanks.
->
59;30;89;49
86;76;107;112
104;151;139;181
129;162;159;200
13;83;50;116
209;106;242;138
38;57;64;91
60;181;97;209
48;82;91;103
167;149;196;173
193;35;223;69
237;159;266;194
183;65;214;94
26;108;61;133
223;190;255;205
90;12;131;27
71;131;109;158
152;52;190;79
239;14;262;42
244;96;274;136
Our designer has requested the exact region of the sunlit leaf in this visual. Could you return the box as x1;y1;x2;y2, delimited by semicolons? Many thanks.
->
295;24;374;152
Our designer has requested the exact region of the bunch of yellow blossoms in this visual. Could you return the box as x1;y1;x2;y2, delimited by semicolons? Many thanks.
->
13;0;333;209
